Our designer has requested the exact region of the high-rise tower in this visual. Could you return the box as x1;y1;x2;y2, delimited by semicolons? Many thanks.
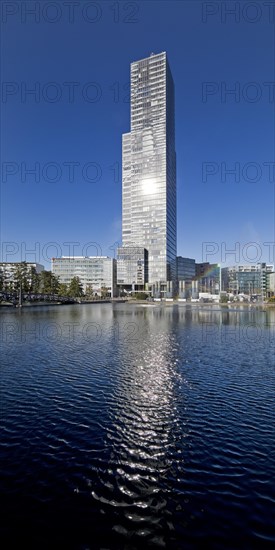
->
122;52;177;287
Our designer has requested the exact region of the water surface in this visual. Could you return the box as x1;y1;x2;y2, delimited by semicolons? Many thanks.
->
1;304;275;548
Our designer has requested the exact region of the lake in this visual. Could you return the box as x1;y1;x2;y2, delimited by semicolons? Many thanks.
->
1;303;275;548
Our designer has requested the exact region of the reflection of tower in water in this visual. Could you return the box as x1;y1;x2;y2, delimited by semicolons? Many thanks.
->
92;310;185;547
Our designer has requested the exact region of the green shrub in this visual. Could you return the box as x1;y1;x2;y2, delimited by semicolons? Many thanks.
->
135;292;148;300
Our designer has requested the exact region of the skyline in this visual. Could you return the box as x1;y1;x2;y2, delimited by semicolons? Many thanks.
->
1;1;274;269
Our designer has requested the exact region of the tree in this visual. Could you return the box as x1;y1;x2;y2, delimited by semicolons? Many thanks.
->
29;266;40;293
13;262;30;292
68;276;84;298
101;286;109;298
58;283;69;297
39;270;59;294
220;293;228;303
4;280;14;293
85;284;94;299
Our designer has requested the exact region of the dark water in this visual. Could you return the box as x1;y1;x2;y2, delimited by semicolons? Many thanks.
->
1;303;275;549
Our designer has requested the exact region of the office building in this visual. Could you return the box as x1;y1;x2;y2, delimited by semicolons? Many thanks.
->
177;257;196;280
52;257;117;297
195;262;220;295
176;256;196;298
121;51;177;294
267;272;275;297
221;263;274;299
117;247;148;291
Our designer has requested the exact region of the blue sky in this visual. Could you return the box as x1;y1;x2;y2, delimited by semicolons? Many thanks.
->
1;0;274;269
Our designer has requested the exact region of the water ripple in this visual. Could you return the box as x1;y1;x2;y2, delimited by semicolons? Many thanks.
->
1;304;275;548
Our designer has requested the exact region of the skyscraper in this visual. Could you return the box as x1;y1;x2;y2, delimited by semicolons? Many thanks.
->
122;52;177;289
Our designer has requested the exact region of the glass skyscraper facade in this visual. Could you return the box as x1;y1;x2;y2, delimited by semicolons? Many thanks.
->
117;247;148;288
122;52;177;286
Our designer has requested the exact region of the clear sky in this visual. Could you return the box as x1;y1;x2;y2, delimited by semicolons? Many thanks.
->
1;0;274;269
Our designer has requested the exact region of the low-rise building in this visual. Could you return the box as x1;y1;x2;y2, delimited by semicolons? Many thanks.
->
52;256;117;297
148;280;175;299
195;262;220;295
221;263;274;299
267;271;275;298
